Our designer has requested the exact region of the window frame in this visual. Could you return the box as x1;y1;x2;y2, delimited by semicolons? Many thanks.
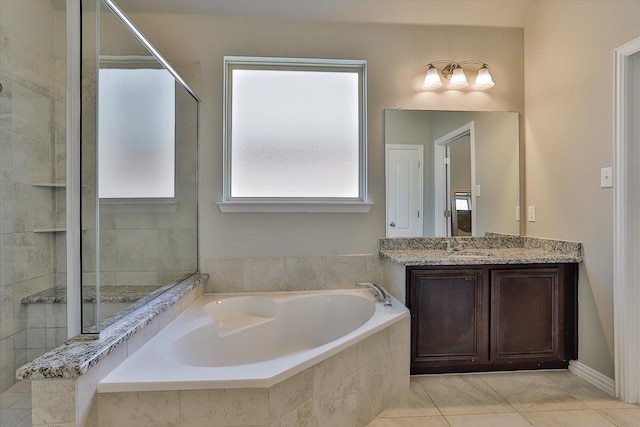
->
218;56;371;213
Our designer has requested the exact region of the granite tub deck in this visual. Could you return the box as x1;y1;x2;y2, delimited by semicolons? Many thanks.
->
17;273;208;427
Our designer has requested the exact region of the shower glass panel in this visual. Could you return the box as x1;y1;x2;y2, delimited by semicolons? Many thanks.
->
80;0;198;333
0;0;67;401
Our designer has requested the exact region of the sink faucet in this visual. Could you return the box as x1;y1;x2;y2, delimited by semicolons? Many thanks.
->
356;282;392;306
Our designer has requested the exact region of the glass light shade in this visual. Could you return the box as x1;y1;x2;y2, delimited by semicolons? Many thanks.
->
423;66;443;89
475;66;495;89
448;67;469;89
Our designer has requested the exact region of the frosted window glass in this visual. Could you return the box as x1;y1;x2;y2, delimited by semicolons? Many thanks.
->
98;68;175;198
230;68;361;198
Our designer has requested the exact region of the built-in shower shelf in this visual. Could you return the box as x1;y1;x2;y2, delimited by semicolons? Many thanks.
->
32;182;66;188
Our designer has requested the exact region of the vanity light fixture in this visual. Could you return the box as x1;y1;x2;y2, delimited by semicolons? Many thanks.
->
423;60;495;90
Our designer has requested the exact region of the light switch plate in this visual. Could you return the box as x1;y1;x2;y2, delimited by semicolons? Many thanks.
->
601;167;613;188
528;206;536;222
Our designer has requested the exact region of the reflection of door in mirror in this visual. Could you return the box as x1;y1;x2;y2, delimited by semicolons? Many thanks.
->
385;145;424;237
435;121;476;237
448;134;472;236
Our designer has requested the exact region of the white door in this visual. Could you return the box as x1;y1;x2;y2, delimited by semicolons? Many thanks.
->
386;145;423;237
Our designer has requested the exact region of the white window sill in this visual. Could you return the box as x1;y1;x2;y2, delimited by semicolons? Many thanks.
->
217;201;373;213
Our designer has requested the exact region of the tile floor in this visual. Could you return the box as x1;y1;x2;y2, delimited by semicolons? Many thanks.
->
0;380;31;427
2;371;640;427
369;371;640;427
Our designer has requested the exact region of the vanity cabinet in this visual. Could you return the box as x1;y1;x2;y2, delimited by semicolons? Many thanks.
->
407;263;578;374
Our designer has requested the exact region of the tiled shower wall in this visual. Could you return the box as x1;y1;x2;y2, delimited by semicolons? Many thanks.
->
0;23;66;392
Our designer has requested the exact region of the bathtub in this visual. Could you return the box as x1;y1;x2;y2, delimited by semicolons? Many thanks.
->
97;288;409;393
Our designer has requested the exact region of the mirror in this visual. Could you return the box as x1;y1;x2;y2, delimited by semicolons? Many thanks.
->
385;110;520;238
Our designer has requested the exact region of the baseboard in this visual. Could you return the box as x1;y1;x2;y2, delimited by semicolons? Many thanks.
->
569;360;616;396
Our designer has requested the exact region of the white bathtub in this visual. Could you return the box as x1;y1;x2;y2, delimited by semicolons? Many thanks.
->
98;288;409;392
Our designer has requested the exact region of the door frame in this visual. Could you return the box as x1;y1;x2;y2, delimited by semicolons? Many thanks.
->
614;36;640;403
434;121;476;237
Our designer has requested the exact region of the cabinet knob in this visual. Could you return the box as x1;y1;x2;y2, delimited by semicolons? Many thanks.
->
389;222;396;227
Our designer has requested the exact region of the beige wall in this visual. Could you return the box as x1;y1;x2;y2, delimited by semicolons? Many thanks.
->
524;1;640;378
126;14;524;261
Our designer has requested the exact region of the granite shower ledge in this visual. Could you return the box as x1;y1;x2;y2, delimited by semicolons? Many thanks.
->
379;236;582;266
21;285;165;304
16;272;208;380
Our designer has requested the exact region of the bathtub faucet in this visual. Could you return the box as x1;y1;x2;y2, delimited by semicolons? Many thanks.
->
356;282;392;307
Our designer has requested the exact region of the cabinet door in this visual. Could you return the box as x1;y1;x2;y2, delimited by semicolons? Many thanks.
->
491;267;564;363
408;268;488;372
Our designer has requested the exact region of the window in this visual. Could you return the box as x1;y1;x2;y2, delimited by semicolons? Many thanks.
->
220;57;370;212
98;67;175;199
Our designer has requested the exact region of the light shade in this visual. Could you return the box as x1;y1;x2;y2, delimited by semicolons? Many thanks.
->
474;66;495;89
423;65;443;89
448;66;468;89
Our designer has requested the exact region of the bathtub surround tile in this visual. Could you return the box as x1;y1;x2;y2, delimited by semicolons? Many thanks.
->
269;369;315;422
315;371;361;427
202;254;383;294
314;345;358;394
180;389;269;426
98;391;180;427
31;379;76;425
270;398;314;427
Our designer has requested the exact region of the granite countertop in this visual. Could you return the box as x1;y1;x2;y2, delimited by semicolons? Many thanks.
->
16;273;208;380
379;235;582;266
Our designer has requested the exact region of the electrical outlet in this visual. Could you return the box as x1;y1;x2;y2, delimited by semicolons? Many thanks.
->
528;206;536;222
601;167;613;188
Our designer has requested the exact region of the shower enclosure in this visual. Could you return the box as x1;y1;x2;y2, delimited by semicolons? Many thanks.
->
0;0;68;401
0;0;199;412
79;0;199;333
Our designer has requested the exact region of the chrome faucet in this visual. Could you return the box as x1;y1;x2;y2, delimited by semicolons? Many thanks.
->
356;282;392;307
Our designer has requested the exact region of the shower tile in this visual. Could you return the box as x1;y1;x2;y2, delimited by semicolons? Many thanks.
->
114;229;159;272
157;228;197;271
11;84;51;147
0;285;14;340
269;368;314;422
179;388;269;426
0;336;15;392
115;272;158;286
0;129;12;183
45;327;66;349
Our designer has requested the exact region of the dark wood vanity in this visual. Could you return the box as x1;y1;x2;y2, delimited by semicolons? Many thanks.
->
407;263;578;374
